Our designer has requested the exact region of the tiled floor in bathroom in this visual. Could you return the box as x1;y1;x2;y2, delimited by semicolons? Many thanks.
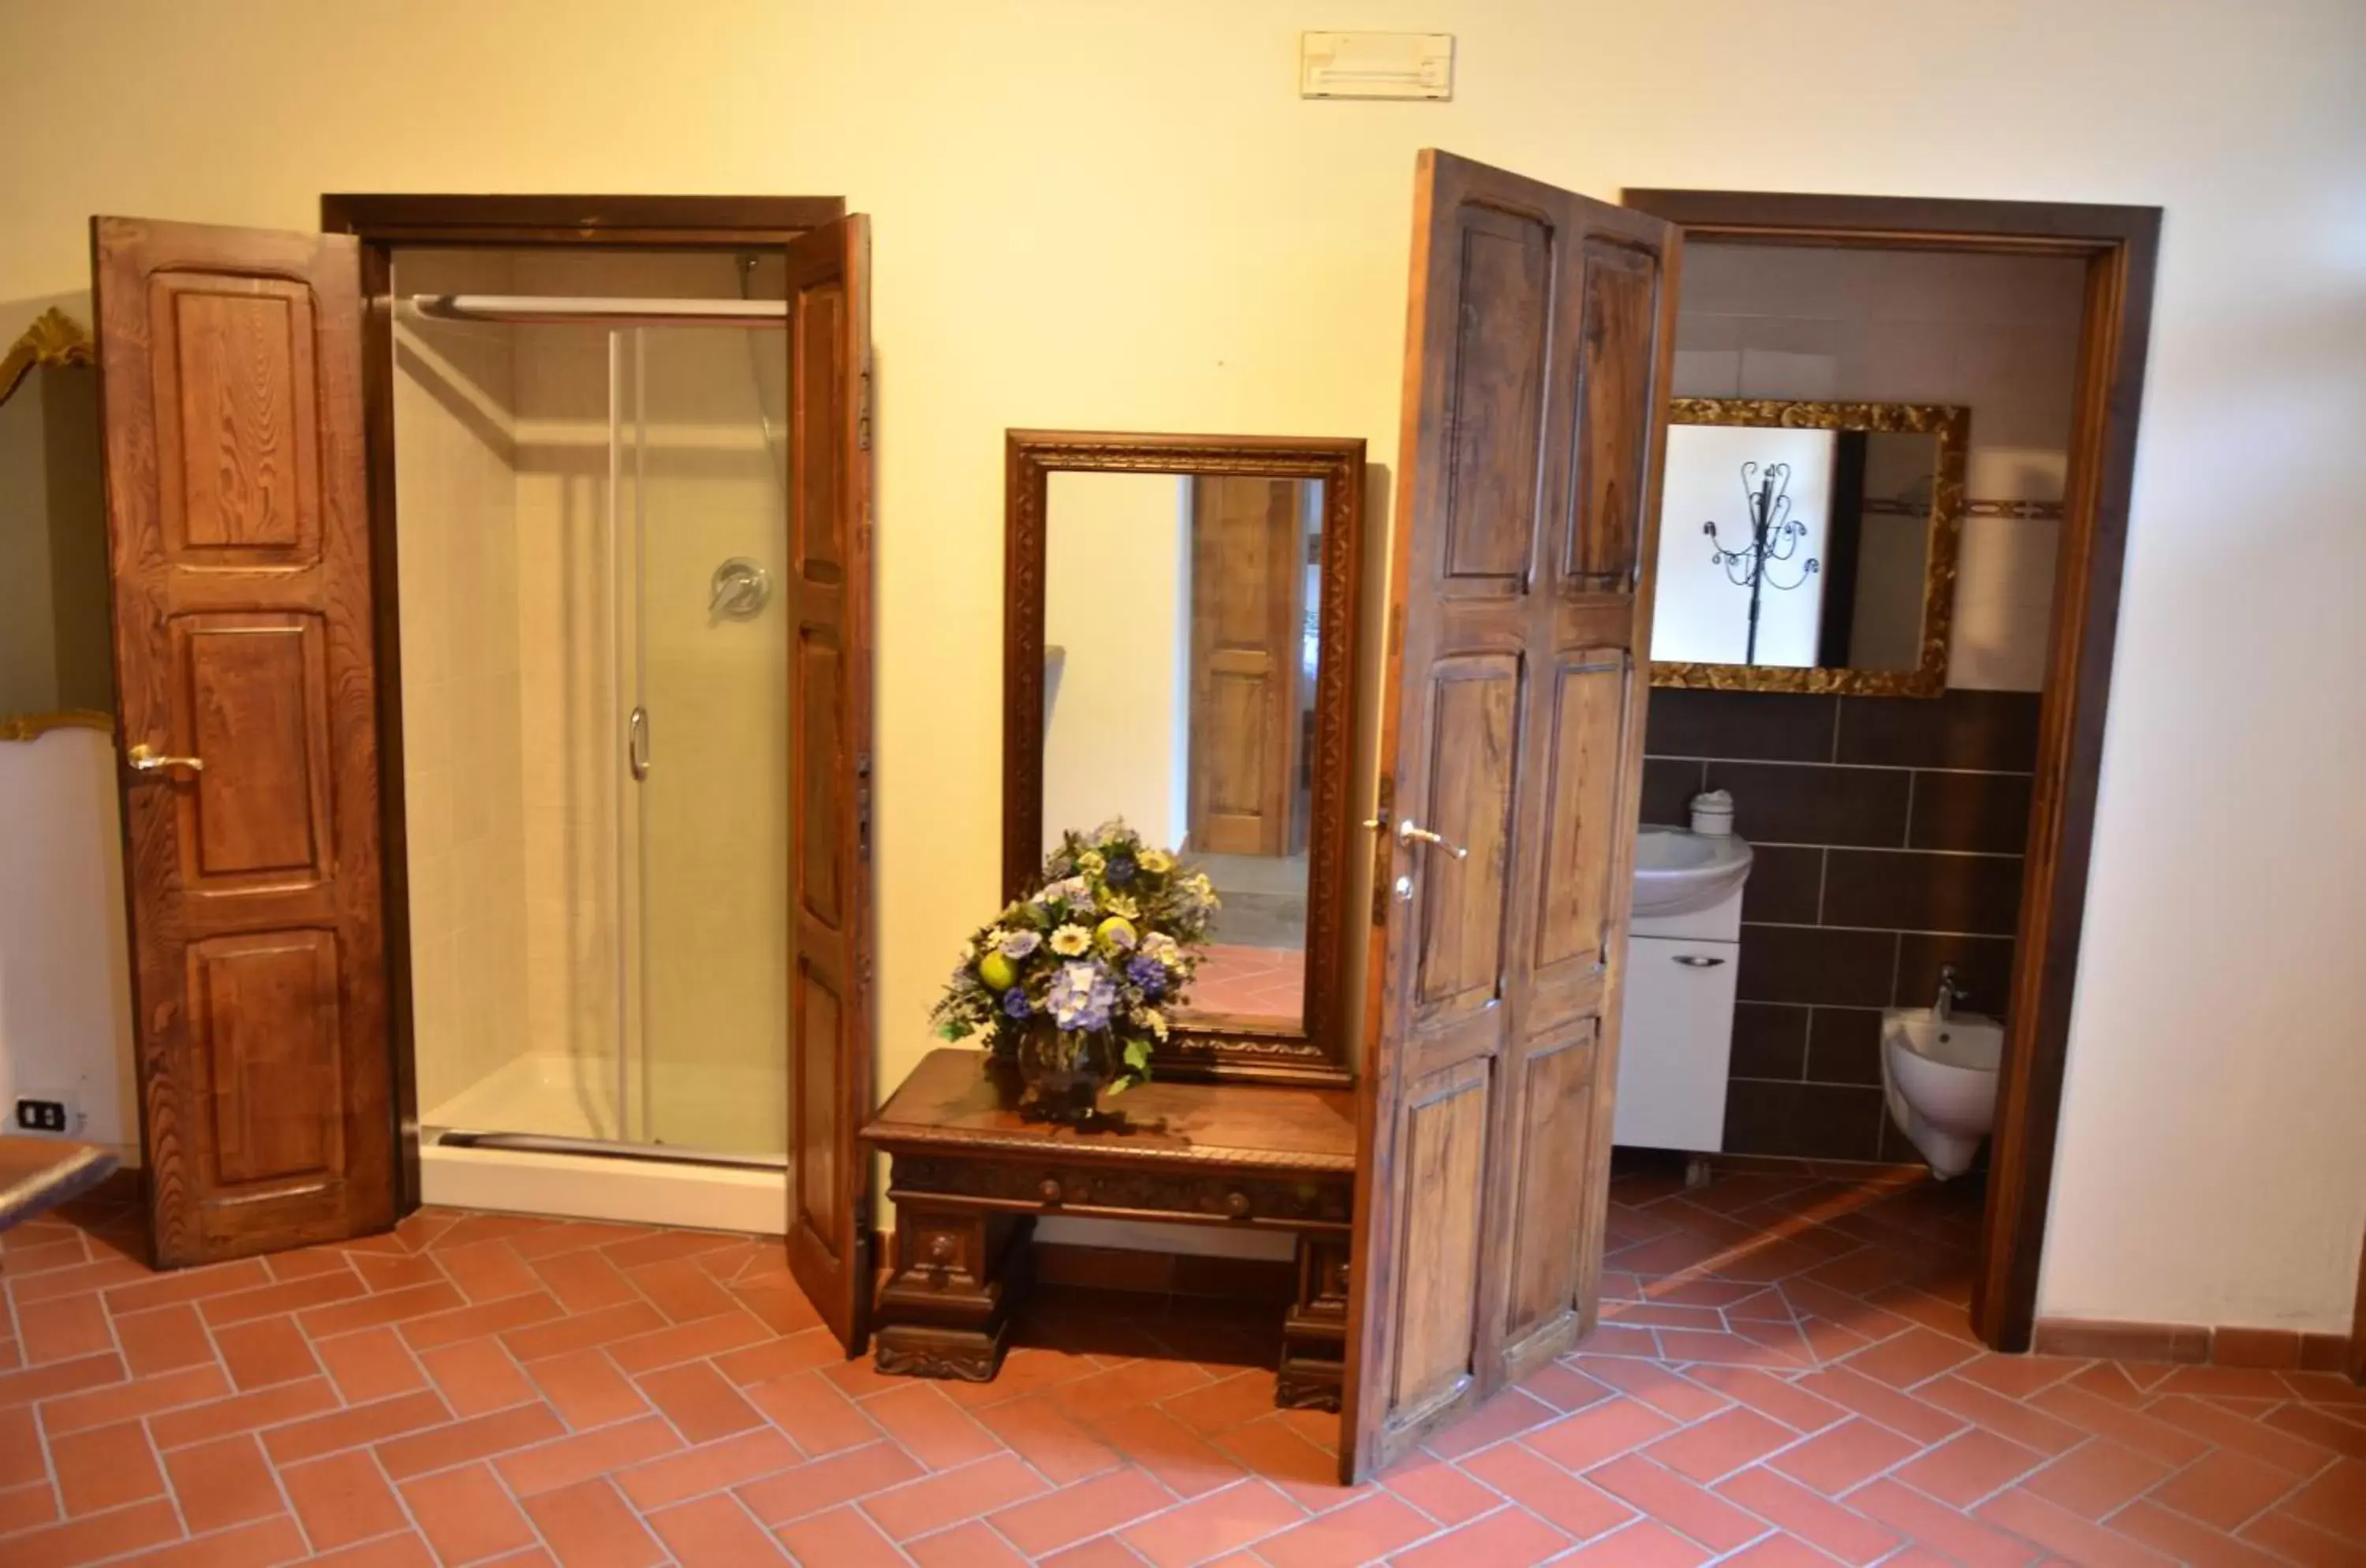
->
2;1163;2361;1566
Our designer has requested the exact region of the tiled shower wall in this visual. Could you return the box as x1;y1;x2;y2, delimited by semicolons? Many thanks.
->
1641;686;2041;1162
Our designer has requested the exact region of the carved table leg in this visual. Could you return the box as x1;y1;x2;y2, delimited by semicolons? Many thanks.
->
1277;1232;1348;1411
874;1200;1033;1383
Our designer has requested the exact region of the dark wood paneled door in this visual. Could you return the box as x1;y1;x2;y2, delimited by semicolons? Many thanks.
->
1189;476;1303;857
92;217;394;1267
1342;153;1679;1480
782;215;876;1357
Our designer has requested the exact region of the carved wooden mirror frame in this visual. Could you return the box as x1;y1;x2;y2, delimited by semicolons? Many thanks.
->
1650;397;1969;699
1004;430;1365;1085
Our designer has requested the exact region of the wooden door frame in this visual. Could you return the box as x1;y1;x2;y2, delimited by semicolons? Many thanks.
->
1620;188;2162;1352
315;193;848;1210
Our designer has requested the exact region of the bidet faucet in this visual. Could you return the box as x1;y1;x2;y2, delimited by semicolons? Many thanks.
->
1934;965;1967;1025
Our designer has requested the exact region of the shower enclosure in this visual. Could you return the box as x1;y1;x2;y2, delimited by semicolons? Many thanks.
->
391;248;793;1223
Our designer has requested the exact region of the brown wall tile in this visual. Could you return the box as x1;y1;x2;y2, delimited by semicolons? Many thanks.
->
1836;689;2041;771
1647;688;1838;762
1703;762;1910;848
1728;1002;1808;1081
1740;846;1823;924
1895;932;2017;1012
1805;1008;1884;1086
1909;771;2035;853
1724;1080;1886;1161
1737;924;1898;1007
1822;849;2025;936
1640;757;1706;827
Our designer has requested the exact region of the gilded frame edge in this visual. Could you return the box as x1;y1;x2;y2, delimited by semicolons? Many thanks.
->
1649;397;1969;700
2;309;106;745
1003;429;1367;1087
0;307;94;409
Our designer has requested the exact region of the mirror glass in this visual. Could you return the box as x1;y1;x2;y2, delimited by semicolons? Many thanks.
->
1649;400;1964;695
1042;470;1323;1032
0;319;112;734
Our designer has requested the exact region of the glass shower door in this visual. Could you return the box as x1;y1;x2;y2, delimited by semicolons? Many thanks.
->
626;322;792;1159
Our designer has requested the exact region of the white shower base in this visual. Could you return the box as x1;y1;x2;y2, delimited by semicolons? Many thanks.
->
420;1050;787;1234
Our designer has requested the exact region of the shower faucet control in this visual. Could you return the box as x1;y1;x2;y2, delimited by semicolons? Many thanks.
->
710;557;772;621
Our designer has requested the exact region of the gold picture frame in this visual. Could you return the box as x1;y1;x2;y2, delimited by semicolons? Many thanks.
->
1650;397;1969;699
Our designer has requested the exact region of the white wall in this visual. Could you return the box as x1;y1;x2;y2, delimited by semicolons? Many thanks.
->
1;0;2361;1331
1041;471;1191;853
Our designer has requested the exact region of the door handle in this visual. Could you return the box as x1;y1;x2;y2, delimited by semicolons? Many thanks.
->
1396;819;1468;860
127;744;203;775
1672;954;1727;968
628;707;651;781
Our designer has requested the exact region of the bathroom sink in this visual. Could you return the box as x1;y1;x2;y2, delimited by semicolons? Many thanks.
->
1883;1007;2004;1071
1632;826;1753;918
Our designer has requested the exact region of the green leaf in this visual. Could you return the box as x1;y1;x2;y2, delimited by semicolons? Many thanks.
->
1123;1040;1153;1071
1102;1077;1129;1098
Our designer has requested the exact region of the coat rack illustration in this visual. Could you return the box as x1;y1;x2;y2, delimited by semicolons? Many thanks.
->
1704;460;1819;665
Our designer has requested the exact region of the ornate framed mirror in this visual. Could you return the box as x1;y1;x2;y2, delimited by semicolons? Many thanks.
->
1649;398;1969;697
1004;431;1366;1084
0;308;111;742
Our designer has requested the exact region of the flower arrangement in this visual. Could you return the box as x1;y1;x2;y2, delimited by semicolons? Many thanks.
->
931;819;1218;1108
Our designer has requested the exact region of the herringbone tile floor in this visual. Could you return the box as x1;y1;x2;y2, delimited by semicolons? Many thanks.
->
2;1163;2360;1565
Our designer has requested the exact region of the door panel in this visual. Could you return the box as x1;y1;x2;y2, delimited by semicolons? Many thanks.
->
1569;237;1661;585
1344;154;1677;1480
1387;1056;1491;1417
781;215;875;1357
174;614;332;886
1189;477;1301;856
1442;209;1552;586
1413;655;1518;1010
95;216;392;1267
1499;1026;1599;1365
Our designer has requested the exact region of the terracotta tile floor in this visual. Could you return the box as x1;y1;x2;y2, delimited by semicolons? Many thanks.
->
1181;944;1306;1023
5;1164;2364;1566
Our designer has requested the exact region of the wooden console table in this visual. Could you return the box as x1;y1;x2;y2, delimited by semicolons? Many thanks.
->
862;1048;1357;1409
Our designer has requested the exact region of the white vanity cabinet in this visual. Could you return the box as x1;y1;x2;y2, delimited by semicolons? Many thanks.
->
1612;887;1742;1152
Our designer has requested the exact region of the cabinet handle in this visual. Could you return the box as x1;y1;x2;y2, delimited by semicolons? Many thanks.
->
1671;954;1727;968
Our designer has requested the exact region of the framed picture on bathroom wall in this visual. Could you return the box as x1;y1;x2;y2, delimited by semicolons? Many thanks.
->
1649;398;1969;698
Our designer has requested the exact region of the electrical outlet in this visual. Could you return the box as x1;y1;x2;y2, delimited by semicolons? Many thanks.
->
13;1096;73;1137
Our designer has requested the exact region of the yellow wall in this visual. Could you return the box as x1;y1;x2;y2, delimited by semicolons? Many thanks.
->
4;0;2364;1332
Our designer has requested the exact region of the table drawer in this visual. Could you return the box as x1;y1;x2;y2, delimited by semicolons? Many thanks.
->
892;1154;1350;1228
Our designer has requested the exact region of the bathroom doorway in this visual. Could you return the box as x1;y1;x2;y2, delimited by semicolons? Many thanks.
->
1617;189;2160;1352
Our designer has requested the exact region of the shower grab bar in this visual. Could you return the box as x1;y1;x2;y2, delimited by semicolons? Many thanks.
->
408;294;786;327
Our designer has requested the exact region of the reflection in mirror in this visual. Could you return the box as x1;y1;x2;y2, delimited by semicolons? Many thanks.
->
0;310;112;740
1043;472;1323;1033
1650;399;1966;698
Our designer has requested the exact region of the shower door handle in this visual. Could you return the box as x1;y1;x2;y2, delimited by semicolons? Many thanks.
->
628;707;651;780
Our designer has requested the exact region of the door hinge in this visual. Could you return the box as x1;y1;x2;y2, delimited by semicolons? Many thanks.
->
856;367;872;453
1386;602;1405;658
855;750;873;861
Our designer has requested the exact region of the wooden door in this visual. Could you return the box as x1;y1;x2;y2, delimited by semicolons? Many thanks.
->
1188;476;1302;856
1342;153;1678;1480
782;215;875;1356
92;218;394;1267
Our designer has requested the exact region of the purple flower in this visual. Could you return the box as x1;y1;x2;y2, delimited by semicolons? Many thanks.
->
1125;954;1167;997
1103;853;1137;887
998;930;1041;960
1047;961;1117;1033
1002;988;1032;1020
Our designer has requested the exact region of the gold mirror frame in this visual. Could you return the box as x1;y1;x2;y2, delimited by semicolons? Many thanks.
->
0;307;113;743
1650;397;1969;699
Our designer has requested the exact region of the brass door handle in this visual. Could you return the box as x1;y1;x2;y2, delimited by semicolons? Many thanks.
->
1396;819;1468;860
128;744;203;775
